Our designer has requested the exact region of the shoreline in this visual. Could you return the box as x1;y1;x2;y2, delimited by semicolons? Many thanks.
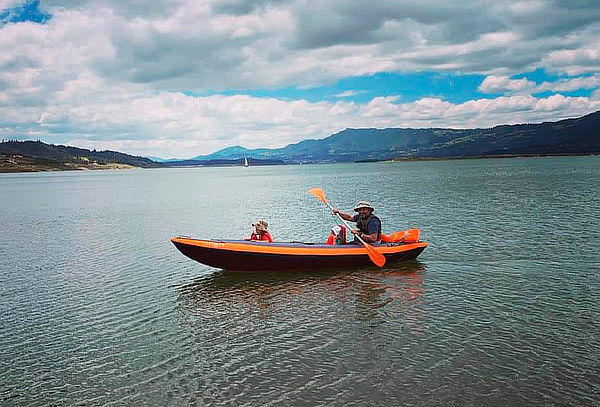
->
1;152;598;173
383;152;599;163
0;155;138;173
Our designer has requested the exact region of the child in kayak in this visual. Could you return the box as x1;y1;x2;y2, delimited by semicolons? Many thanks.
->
326;224;347;245
248;219;273;243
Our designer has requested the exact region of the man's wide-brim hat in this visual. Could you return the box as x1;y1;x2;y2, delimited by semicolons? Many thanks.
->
354;201;374;212
252;220;269;231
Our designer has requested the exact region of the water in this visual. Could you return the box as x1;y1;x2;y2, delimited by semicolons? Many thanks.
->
1;157;599;406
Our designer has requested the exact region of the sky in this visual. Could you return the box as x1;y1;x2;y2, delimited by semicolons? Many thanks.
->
1;0;599;158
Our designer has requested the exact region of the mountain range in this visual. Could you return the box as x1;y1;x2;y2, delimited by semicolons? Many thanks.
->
0;140;283;172
191;110;599;163
1;111;598;172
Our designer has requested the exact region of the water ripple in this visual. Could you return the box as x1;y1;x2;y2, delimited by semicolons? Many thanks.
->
1;158;599;405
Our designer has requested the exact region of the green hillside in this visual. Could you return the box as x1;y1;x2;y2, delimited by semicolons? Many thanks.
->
0;140;162;172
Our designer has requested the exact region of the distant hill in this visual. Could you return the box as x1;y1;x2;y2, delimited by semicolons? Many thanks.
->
3;111;598;172
190;145;272;161
194;110;600;163
0;140;285;172
146;156;181;163
163;157;285;167
0;140;162;172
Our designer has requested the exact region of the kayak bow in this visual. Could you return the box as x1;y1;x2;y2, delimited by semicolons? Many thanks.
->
171;237;427;271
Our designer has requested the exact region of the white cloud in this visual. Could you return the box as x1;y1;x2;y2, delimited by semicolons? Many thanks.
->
538;74;600;92
0;0;21;11
509;1;544;14
542;39;600;75
2;79;597;158
5;0;596;91
480;73;600;95
334;90;366;98
479;75;537;94
0;0;598;158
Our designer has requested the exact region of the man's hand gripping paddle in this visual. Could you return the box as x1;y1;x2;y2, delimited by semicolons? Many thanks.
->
309;188;386;267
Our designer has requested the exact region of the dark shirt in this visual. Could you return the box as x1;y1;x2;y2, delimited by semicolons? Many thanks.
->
352;214;381;241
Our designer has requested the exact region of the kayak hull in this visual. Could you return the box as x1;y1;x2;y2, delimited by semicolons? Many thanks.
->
171;237;427;271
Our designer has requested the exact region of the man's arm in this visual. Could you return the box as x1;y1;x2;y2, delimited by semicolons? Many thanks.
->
357;231;378;243
332;209;368;239
332;208;354;222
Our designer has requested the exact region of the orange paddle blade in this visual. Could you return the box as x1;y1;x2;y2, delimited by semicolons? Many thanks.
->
309;188;328;204
362;239;386;267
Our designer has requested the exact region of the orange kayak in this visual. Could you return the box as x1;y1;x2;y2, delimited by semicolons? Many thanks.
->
171;236;427;271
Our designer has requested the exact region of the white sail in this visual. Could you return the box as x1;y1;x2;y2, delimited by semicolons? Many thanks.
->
244;157;249;167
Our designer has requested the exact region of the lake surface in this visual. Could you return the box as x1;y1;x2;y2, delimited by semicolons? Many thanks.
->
1;157;599;406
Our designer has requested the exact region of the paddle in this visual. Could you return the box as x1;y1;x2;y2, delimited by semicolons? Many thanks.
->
309;188;386;267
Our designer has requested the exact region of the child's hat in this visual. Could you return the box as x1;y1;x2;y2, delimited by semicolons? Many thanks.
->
252;219;269;231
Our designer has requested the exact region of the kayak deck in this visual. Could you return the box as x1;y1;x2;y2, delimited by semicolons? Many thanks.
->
171;237;428;271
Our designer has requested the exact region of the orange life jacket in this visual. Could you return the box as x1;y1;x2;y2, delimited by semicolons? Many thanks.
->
380;229;420;243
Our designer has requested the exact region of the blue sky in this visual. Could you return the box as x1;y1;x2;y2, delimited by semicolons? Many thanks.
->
1;0;599;157
0;0;48;25
210;70;596;104
199;72;489;104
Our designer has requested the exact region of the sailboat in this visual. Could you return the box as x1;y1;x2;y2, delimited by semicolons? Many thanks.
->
244;157;249;167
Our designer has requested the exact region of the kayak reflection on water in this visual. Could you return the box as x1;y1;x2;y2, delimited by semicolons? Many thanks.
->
176;262;427;334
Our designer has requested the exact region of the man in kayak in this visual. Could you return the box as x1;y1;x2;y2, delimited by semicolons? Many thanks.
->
247;219;273;243
332;201;381;244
